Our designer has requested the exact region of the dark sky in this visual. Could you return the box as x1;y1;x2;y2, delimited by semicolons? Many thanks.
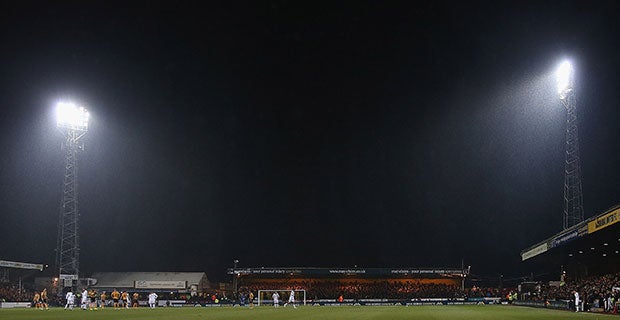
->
1;1;619;283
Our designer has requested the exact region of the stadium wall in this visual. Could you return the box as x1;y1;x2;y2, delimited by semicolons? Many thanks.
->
514;299;571;310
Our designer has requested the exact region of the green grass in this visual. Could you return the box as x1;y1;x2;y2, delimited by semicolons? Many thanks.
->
0;305;616;320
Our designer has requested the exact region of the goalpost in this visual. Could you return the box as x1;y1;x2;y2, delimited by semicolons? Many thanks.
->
257;289;306;306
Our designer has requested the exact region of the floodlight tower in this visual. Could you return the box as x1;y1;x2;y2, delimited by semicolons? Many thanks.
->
557;61;584;229
55;102;89;289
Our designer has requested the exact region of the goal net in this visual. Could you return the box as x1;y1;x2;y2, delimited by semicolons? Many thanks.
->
257;289;306;306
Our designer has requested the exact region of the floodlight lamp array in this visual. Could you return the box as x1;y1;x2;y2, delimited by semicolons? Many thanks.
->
556;61;573;99
56;102;89;131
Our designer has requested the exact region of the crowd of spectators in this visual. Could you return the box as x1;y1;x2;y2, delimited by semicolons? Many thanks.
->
241;279;506;300
468;285;512;299
541;271;620;311
0;283;33;302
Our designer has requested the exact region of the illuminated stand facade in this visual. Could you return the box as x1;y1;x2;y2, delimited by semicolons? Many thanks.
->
557;62;584;230
55;102;89;289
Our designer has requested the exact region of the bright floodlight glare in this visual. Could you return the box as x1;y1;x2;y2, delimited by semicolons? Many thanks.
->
556;60;573;98
56;102;90;130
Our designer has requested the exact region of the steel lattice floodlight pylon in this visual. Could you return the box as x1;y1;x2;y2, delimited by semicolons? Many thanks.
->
557;61;584;230
55;102;89;288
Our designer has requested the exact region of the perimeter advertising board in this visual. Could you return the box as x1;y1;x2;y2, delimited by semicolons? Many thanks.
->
550;225;588;248
134;280;187;289
521;242;548;261
0;260;43;271
588;208;620;234
229;268;465;276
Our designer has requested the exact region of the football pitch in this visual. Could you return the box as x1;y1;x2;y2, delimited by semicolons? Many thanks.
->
0;305;617;320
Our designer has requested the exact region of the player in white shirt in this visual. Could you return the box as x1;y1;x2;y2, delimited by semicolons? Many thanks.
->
81;289;88;310
574;291;580;312
126;292;131;309
272;292;280;308
64;291;75;310
148;292;158;309
284;290;296;308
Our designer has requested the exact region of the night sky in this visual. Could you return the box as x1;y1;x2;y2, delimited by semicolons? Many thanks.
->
1;1;619;283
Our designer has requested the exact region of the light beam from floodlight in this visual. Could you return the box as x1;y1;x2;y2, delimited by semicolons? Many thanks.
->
56;102;90;131
556;60;573;99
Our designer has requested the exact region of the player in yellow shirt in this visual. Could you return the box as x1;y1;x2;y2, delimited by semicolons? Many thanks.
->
132;292;140;308
33;292;41;309
111;289;121;309
121;291;129;309
88;289;98;310
41;288;49;310
100;291;107;309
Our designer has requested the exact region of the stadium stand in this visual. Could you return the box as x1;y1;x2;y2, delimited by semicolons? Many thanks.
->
520;204;620;312
521;204;620;276
225;267;511;304
0;260;44;304
515;271;620;313
90;272;209;293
